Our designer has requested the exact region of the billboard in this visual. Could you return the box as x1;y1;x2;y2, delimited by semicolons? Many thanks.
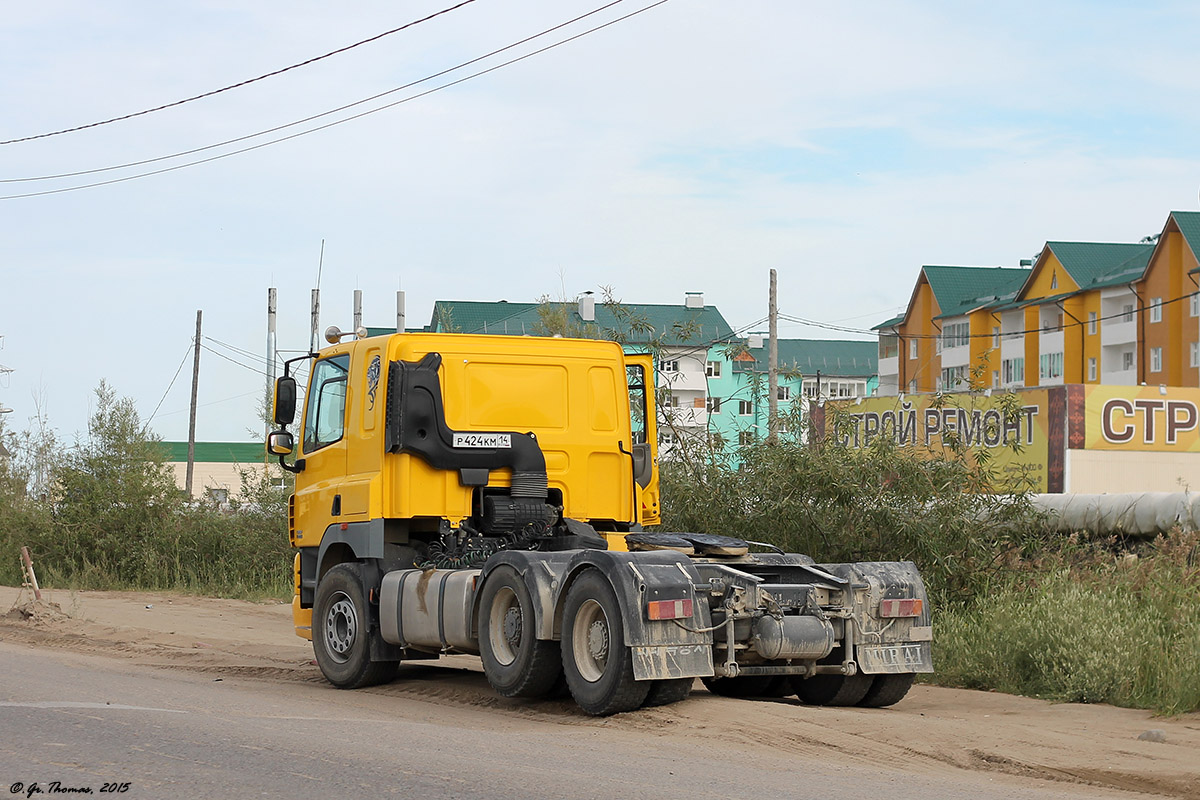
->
818;385;1200;493
814;389;1060;492
1084;386;1200;451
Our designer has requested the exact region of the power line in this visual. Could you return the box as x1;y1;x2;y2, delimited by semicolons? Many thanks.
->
0;0;481;146
0;0;653;197
144;342;195;428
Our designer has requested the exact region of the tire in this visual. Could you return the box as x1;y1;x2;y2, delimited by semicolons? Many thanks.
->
479;566;562;698
791;673;873;706
858;673;915;708
643;678;693;708
561;569;651;716
313;563;398;689
701;675;777;698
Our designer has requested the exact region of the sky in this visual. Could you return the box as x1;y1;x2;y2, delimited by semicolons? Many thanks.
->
2;0;1200;443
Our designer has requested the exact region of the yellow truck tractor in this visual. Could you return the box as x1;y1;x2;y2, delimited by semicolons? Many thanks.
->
268;329;932;715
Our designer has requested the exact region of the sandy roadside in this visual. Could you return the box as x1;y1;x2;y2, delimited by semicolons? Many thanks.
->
2;584;1197;798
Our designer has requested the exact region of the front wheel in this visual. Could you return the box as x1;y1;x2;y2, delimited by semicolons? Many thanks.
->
561;569;650;716
312;563;397;689
479;566;562;698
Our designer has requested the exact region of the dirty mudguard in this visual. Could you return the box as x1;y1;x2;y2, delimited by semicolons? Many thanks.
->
480;549;714;681
816;560;934;675
557;549;714;681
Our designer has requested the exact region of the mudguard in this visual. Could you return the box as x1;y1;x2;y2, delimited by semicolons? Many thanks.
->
555;550;714;681
817;560;934;674
477;549;715;681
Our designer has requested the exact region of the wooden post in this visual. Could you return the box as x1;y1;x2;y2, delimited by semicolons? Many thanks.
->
20;546;41;600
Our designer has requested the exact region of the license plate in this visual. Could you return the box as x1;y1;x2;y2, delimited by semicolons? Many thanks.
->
857;642;933;673
453;433;511;448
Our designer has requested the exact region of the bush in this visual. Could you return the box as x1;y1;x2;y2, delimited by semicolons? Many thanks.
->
934;531;1200;714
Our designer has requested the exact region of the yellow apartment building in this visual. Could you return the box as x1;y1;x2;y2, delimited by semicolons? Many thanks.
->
876;210;1200;394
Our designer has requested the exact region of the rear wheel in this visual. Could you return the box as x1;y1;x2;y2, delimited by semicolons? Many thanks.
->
313;563;398;689
858;673;915;708
643;678;693;708
479;566;561;698
701;675;777;698
561;569;650;716
791;673;873;706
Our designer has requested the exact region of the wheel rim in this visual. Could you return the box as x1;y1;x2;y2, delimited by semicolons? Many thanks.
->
487;586;521;666
324;592;357;664
571;598;609;683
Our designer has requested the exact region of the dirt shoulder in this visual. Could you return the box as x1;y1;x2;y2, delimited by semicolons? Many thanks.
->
2;585;1197;799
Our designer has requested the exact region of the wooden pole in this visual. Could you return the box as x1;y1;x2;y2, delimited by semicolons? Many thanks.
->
185;310;202;497
20;546;41;600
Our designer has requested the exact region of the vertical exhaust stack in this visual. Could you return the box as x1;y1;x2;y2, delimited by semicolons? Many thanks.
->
353;289;363;333
578;291;596;322
396;290;406;333
310;289;321;353
266;287;277;440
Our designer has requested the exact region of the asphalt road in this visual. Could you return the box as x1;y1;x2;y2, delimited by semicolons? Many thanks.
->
0;641;1144;800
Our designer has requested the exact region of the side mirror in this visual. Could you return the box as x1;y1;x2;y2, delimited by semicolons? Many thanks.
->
274;376;297;425
267;430;295;456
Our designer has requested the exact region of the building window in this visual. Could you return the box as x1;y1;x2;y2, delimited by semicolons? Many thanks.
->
658;359;679;374
941;321;970;350
940;365;969;390
1150;298;1163;323
1002;357;1024;385
1122;304;1134;323
908;378;917;393
1122;351;1135;371
1192;294;1200;317
776;386;790;402
1051;272;1058;290
992;326;1000;347
992;370;999;388
1087;357;1097;381
1039;352;1064;380
738;399;753;416
1191;342;1199;368
738;430;755;447
909;339;918;359
1088;311;1097;335
706;396;722;414
705;361;721;378
1151;347;1163;373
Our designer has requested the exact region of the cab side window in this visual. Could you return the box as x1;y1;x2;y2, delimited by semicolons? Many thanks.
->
303;355;350;454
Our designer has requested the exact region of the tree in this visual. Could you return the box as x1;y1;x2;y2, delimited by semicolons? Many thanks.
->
51;381;181;582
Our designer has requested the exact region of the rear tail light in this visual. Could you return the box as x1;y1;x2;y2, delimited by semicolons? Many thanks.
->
647;598;693;620
879;598;923;618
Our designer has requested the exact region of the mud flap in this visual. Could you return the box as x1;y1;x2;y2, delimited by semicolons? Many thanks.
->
631;643;714;681
856;642;933;674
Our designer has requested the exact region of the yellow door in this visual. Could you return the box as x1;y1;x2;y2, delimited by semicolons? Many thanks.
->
625;353;660;527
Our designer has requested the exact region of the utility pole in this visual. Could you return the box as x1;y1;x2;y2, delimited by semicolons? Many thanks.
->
767;269;779;445
185;310;202;497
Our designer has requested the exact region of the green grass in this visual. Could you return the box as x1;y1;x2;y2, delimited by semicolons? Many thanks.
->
931;532;1200;715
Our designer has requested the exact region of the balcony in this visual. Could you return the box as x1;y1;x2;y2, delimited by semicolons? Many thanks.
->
1101;367;1137;386
1039;329;1064;356
878;355;898;376
1101;318;1137;347
663;405;707;428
